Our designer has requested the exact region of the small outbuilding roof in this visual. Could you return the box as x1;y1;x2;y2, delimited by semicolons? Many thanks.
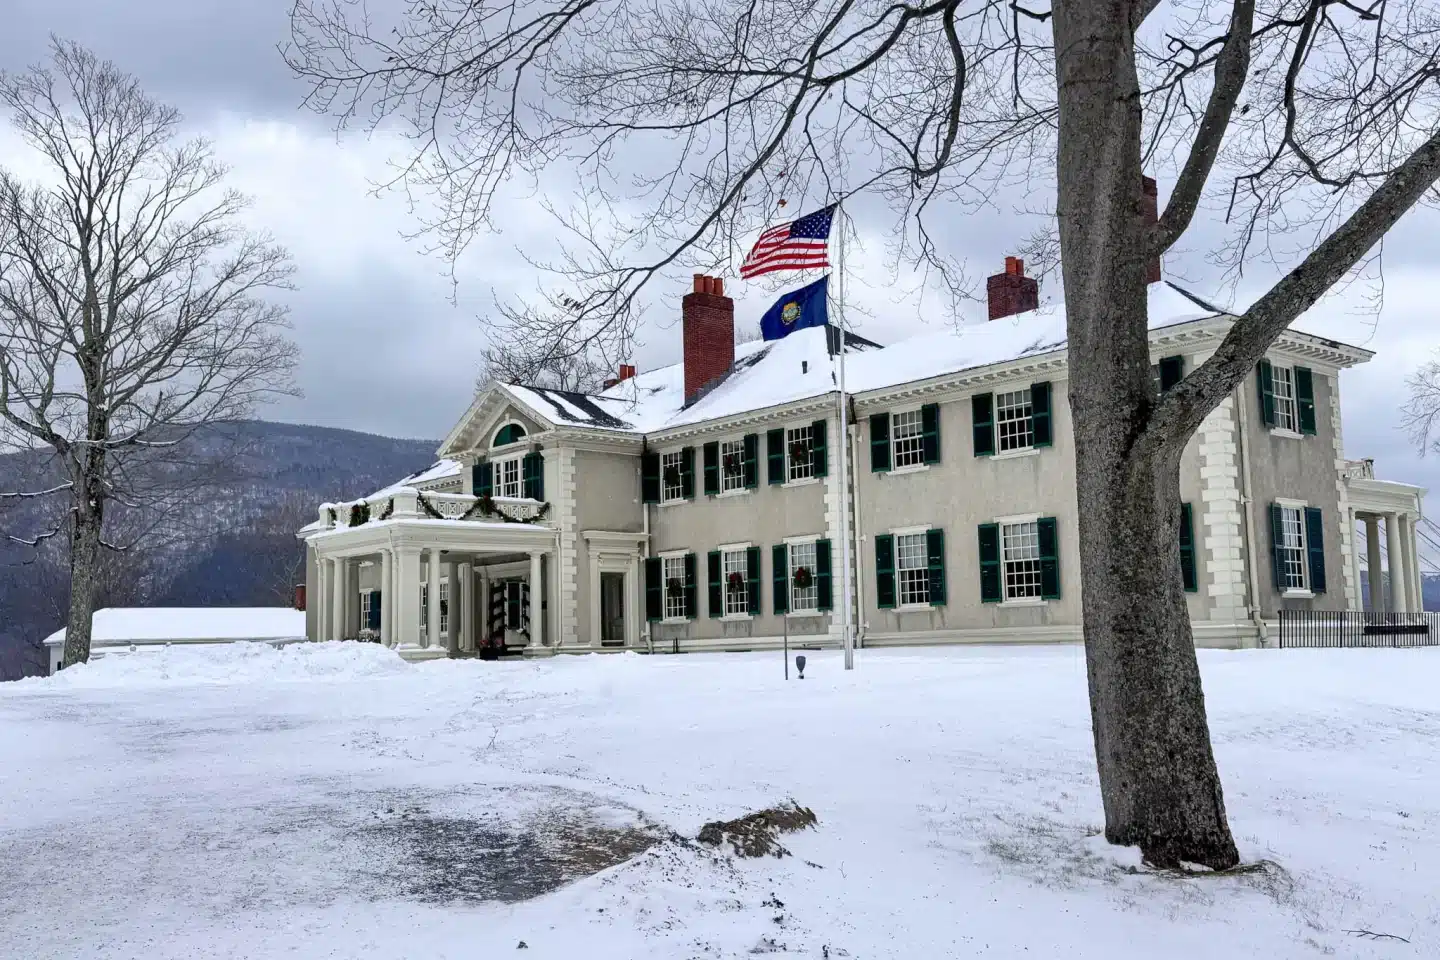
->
43;608;307;648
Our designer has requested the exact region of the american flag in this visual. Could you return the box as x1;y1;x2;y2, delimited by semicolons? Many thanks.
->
739;204;835;279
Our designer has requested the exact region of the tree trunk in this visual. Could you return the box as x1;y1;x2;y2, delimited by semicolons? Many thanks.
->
62;486;104;669
1052;0;1240;869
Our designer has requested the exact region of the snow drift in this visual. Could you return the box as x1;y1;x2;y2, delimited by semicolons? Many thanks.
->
37;640;411;688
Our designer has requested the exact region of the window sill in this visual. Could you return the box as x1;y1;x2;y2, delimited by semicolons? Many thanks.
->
716;487;750;499
1000;597;1049;607
886;464;930;477
1270;428;1304;440
783;477;820;488
719;613;753;622
991;447;1040;461
658;498;689;508
660;616;691;625
786;609;824;619
896;602;934;612
1281;589;1314;599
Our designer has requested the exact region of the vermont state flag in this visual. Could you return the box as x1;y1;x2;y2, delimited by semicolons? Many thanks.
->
759;275;829;341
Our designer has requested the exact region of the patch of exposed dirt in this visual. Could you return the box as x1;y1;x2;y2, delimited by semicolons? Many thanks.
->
697;802;817;858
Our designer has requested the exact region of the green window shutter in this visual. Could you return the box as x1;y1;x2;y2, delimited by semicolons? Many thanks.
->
978;523;1002;603
1159;355;1185;392
972;393;995;456
367;590;382;630
522;451;544;500
707;550;723;618
1257;360;1277;427
816;539;834;611
766;429;785;485
870;413;891;472
1268;502;1285;591
875;534;896;609
1304;506;1326;593
921;403;941;464
926;528;947;606
812;420;829;477
1179;503;1198;593
684;553;698;618
474;459;493;498
680;447;696;499
743;433;759;488
641;452;660;504
703;441;720;496
1030;382;1053;448
644;558;662;621
1038;517;1061;599
1295;366;1317;435
746;546;761;613
772;544;789;615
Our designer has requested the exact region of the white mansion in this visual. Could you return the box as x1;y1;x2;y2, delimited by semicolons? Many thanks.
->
299;262;1426;658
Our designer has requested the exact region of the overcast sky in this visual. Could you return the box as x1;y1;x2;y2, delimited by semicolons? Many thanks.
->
5;1;1440;566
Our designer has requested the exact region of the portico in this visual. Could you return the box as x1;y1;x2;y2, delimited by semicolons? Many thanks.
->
1344;459;1428;613
307;488;558;658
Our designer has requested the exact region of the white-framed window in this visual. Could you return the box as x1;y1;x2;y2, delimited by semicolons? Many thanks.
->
996;389;1034;453
493;456;523;498
720;438;746;493
663;554;688;619
1272;365;1298;432
786;425;815;482
896;532;930;606
439;580;450;635
1277;504;1308;592
419;583;428;629
722;547;750;616
661;451;685;503
360;591;373;633
1001;520;1043;600
788;540;818;612
892;410;926;469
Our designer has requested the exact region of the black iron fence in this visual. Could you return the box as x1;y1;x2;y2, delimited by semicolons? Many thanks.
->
1278;610;1440;649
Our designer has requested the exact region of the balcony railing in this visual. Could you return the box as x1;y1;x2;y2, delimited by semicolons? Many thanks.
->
317;489;549;530
1342;458;1376;481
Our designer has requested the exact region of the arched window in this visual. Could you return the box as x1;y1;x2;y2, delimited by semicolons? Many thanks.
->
493;423;526;447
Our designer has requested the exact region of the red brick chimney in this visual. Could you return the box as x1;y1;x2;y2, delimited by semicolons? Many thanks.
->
619;363;636;381
1142;176;1162;284
293;583;307;612
986;256;1039;321
683;274;734;404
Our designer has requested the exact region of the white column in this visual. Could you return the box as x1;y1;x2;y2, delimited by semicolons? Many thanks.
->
395;547;422;648
1365;515;1383;613
316;555;331;641
1347;509;1364;613
380;549;394;647
1386;512;1407;612
331;558;348;640
1405;515;1425;613
426;549;443;649
529;551;544;649
478;566;491;649
459;562;474;652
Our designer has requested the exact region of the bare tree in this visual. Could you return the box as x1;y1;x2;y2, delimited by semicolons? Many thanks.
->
478;339;612;392
1403;357;1440;453
0;41;298;668
288;0;1440;867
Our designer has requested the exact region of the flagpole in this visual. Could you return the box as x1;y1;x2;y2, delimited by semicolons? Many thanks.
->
834;203;855;672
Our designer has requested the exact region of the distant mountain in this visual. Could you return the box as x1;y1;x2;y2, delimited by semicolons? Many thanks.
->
1359;573;1439;613
0;421;438;680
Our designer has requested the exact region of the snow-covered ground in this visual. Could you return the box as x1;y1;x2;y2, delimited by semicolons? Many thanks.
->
2;643;1436;959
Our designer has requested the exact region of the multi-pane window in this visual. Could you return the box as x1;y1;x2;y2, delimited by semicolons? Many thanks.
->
787;425;815;482
896;532;930;605
663;555;688;619
1278;505;1308;591
661;451;685;502
439;580;450;635
494;457;523;498
723;548;750;615
892;410;925;468
996;389;1034;452
1272;365;1298;432
360;591;373;635
720;439;746;493
419;584;428;630
1001;521;1043;600
789;541;818;612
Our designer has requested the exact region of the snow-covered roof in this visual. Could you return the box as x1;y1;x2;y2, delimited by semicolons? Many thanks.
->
367;458;461;499
43;608;307;648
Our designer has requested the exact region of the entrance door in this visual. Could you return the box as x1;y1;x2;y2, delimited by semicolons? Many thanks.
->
600;572;625;646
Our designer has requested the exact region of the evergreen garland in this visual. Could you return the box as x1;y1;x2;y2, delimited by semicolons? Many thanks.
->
348;501;371;527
